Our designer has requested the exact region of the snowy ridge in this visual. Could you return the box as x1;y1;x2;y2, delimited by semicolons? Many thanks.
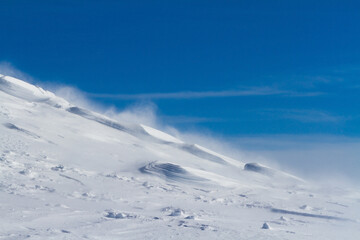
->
0;74;359;239
0;74;69;108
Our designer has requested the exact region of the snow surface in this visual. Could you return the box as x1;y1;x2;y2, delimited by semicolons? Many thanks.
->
0;75;359;239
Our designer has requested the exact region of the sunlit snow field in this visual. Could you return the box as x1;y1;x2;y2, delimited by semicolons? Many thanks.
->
0;74;359;239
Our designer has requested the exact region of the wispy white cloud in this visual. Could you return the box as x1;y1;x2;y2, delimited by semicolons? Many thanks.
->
258;109;346;123
282;109;345;123
161;115;222;124
296;75;344;88
87;87;285;99
283;91;324;97
86;87;323;100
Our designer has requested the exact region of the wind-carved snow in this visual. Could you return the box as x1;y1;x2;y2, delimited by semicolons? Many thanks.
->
141;124;183;144
0;74;69;108
244;162;304;182
139;162;205;182
0;75;359;239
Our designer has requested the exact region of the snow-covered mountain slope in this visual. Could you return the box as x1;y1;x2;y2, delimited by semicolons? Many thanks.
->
0;74;359;239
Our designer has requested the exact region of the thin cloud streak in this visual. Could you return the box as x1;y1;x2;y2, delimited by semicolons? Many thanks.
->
284;91;324;97
256;109;346;123
282;110;345;123
162;115;223;124
87;87;322;100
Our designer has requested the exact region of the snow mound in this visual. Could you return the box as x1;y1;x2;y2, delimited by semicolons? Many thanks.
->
139;162;205;182
244;163;275;176
261;222;271;229
244;162;303;182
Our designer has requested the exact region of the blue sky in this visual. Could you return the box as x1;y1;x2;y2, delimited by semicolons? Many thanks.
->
1;1;360;181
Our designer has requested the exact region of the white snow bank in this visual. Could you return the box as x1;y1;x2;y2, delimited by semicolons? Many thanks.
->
0;74;69;108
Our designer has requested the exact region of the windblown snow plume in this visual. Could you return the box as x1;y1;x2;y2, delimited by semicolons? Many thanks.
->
0;74;359;239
